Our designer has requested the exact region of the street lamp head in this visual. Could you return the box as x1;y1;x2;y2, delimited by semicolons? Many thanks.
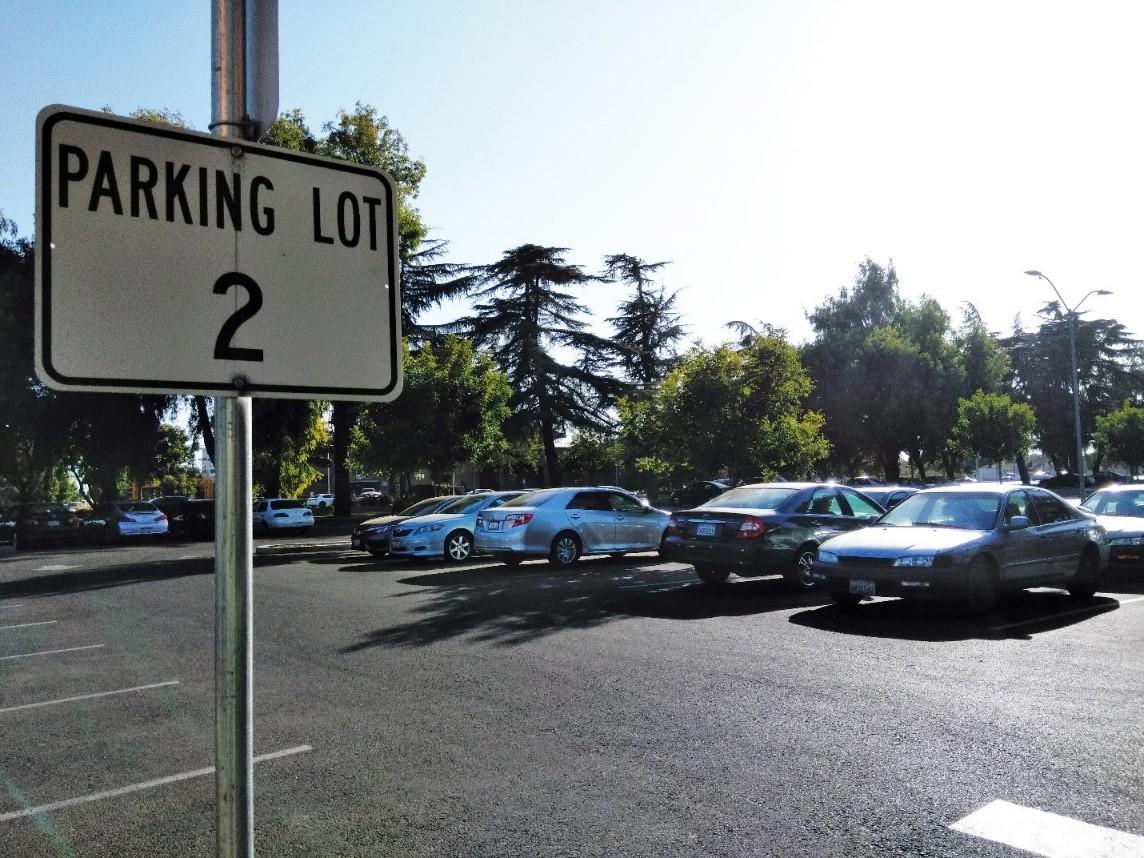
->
1095;289;1112;296
1024;270;1042;277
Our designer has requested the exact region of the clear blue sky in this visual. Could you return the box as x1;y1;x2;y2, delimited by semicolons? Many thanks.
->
4;0;1142;347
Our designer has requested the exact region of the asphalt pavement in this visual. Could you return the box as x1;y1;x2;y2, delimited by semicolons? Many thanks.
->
1;533;1142;857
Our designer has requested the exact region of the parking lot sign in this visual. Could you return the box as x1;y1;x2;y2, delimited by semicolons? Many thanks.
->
35;105;401;401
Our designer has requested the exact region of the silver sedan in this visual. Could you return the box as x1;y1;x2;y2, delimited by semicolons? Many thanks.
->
474;487;671;567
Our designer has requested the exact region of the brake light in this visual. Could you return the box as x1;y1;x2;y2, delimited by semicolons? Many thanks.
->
736;516;766;539
506;513;533;527
667;513;681;535
157;513;168;521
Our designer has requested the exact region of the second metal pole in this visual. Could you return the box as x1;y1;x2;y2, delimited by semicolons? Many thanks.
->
214;394;254;858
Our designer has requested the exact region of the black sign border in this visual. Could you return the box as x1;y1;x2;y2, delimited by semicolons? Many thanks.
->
37;107;401;400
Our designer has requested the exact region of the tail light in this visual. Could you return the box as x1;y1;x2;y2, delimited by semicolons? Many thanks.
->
736;516;767;539
667;513;681;535
157;513;168;521
28;518;40;527
505;513;533;527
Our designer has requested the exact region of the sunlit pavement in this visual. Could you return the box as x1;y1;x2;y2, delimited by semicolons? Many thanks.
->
2;538;1143;857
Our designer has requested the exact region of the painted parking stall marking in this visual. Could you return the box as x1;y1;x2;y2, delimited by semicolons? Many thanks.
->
0;681;180;715
0;644;105;661
0;745;313;823
0;621;58;631
951;799;1144;857
989;594;1144;633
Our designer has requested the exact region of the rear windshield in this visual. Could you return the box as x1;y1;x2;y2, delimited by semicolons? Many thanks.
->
119;502;159;513
698;487;795;510
17;504;67;516
501;489;558;508
270;500;303;510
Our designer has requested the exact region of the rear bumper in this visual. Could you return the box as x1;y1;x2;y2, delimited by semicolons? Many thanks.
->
659;536;779;572
117;522;169;537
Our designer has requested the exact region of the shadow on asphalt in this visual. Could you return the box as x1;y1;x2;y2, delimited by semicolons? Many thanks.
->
789;590;1121;641
0;552;301;598
338;558;830;651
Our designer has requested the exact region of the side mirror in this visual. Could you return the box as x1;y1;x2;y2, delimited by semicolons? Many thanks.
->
1006;515;1031;530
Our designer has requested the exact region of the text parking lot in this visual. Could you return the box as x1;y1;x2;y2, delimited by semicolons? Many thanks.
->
2;538;1144;856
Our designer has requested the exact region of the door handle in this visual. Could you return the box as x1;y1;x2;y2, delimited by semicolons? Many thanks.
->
569;514;581;519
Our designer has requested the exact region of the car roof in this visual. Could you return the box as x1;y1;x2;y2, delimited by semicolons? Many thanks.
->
733;482;828;490
1085;483;1144;493
913;484;1033;496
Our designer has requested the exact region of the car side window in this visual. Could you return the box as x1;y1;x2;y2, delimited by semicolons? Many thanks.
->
1029;491;1074;524
1003;491;1037;524
486;494;519;510
801;488;841;516
568;492;607;511
607;492;643;513
839;489;882;518
255;501;266;513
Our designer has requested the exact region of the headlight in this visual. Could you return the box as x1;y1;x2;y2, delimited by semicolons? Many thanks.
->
364;524;391;536
413;523;445;535
1110;536;1144;546
893;555;935;567
817;550;838;564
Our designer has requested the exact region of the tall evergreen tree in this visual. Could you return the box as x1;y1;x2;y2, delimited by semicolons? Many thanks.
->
465;244;628;485
602;254;685;388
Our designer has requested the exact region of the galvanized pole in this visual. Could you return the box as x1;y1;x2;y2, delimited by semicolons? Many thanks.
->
212;1;255;855
1067;311;1086;497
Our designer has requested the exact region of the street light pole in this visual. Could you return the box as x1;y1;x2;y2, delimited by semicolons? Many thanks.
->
1023;271;1111;497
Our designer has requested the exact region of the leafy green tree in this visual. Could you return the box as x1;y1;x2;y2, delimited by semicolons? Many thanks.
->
623;337;829;482
464;244;629;485
561;431;621;486
1094;401;1144;475
351;337;511;486
603;254;685;388
952;391;1036;481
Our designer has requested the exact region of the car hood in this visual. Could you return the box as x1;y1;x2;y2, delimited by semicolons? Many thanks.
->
402;513;465;527
822;525;987;555
1093;515;1144;536
359;513;410;528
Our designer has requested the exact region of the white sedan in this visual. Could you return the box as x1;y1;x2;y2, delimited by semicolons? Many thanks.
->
254;499;314;533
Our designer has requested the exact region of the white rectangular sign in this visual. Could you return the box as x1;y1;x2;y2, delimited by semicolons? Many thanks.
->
35;105;402;400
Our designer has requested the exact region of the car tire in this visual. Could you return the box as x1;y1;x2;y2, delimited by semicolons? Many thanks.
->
1067;547;1100;600
965;556;999;614
831;592;863;610
785;544;819;591
445;530;473;563
694;564;730;585
549;532;581;567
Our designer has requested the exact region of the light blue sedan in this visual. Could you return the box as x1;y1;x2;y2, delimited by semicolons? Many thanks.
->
389;491;527;562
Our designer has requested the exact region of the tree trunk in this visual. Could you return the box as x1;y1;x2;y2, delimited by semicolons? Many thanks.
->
879;448;901;483
194;396;215;467
1016;456;1031;485
332;402;354;517
540;413;562;487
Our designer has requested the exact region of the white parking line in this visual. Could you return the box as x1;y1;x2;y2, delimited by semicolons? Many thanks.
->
0;745;313;823
0;644;105;661
0;604;25;609
990;595;1144;632
618;579;694;589
951;799;1144;857
0;621;57;632
33;565;77;572
0;681;180;715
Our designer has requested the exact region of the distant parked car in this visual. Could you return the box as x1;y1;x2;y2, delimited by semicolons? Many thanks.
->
0;507;13;545
10;502;84;550
357;489;389;504
668;480;731;508
1037;473;1095;497
84;500;169;542
158;498;215;540
812;485;1110;611
350;494;461;557
1080;485;1144;568
856;486;919;511
253;498;314;534
848;476;884;487
660;483;886;589
305;493;335;509
390;491;527;562
475;487;672;567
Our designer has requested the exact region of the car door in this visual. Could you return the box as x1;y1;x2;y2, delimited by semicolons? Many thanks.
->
607;491;655;549
998;490;1047;584
791;487;848;541
565;491;616;552
1028;490;1085;580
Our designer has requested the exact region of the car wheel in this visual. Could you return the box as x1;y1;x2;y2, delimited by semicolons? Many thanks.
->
1067;547;1100;600
445;530;473;563
549;532;581;567
785;544;819;591
965;556;998;614
694;564;730;585
831;592;863;610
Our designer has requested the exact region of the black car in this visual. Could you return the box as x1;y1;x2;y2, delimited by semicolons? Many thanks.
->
660;483;885;589
1037;473;1096;496
668;480;731;508
10;502;84;550
856;486;919;511
158;498;215;540
0;506;15;545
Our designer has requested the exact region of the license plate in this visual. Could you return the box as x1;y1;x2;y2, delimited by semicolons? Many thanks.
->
139;528;153;534
696;523;716;537
849;578;876;596
47;521;60;527
487;521;501;531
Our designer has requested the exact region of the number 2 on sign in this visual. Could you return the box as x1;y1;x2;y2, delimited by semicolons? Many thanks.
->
213;272;265;362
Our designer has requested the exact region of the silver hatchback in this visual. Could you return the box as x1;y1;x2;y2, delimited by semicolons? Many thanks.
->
474;487;671;567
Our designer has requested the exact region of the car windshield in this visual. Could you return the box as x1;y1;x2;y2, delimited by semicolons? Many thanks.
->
400;497;450;516
880;492;1001;529
438;495;492;514
501;489;559;508
1081;489;1144;516
698;487;794;509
